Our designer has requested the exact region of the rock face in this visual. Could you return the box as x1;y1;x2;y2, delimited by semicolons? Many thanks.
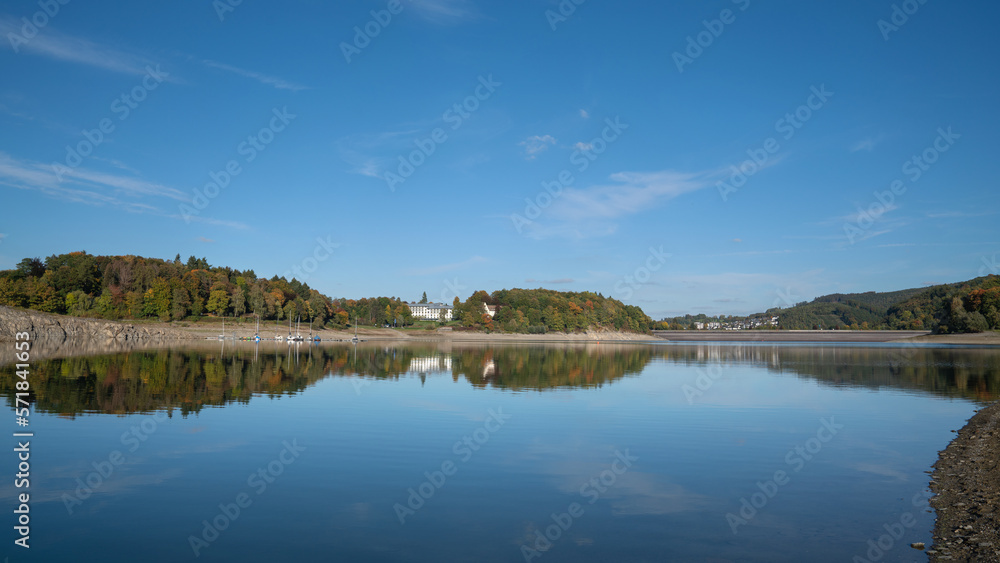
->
930;400;1000;562
0;305;192;342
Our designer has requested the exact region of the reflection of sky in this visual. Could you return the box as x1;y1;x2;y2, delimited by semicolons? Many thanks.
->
2;346;989;562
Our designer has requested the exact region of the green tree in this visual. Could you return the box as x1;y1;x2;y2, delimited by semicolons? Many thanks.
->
231;286;247;317
420;292;428;304
207;286;230;316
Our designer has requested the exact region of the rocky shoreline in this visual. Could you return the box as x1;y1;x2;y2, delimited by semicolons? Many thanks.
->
0;305;192;342
930;400;1000;562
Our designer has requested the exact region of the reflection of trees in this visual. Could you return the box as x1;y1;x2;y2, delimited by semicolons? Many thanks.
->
3;342;997;416
448;344;654;390
662;344;1000;403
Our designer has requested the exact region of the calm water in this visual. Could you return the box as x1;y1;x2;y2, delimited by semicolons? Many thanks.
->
3;341;999;562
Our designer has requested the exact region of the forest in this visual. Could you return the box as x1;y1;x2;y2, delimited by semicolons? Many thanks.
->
0;251;413;328
654;276;1000;333
450;288;652;334
0;251;655;334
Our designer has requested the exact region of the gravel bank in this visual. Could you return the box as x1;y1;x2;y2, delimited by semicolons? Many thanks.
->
930;400;1000;562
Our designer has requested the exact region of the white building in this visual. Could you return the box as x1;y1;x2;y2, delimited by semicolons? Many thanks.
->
407;302;453;321
408;355;452;373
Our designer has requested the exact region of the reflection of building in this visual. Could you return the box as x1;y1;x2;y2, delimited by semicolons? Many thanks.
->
482;359;496;379
408;355;452;373
407;302;453;321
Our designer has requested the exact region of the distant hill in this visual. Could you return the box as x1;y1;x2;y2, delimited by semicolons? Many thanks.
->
773;276;1000;333
452;288;653;334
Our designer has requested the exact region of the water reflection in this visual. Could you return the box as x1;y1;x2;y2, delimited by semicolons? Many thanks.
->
2;341;998;416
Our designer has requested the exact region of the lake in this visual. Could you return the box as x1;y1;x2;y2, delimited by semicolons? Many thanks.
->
3;340;998;562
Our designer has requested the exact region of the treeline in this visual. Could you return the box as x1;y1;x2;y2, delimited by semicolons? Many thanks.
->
0;251;415;328
449;288;653;334
772;275;1000;332
0;252;656;333
887;275;1000;333
772;300;888;330
716;275;1000;333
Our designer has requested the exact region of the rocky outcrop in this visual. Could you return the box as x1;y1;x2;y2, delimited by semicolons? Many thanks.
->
930;401;1000;562
0;306;193;342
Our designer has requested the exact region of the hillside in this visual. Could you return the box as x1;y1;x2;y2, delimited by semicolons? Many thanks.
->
0;252;656;335
773;276;1000;333
0;251;413;329
452;288;653;334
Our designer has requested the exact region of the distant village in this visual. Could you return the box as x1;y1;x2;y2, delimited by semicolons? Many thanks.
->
692;314;780;330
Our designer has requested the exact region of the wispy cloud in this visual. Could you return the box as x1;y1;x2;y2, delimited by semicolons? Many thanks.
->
554;170;710;221
579;109;590;119
514;169;714;239
405;256;486;276
519;135;556;160
198;236;215;243
408;0;479;23
0;17;156;75
202;60;307;91
168;215;248;230
525;278;574;284
0;152;245;228
925;210;995;219
850;135;884;153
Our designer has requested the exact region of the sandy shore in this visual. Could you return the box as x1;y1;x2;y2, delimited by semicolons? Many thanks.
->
165;321;659;342
930;400;1000;561
651;330;932;343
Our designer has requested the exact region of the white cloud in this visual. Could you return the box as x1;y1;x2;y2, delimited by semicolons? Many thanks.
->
553;170;710;221
519;135;557;160
579;109;590;119
202;60;307;91
515;169;714;240
408;0;479;23
0;17;156;75
0;152;246;228
850;135;884;153
573;141;593;152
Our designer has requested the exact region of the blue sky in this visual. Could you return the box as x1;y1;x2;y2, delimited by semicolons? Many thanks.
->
0;0;997;318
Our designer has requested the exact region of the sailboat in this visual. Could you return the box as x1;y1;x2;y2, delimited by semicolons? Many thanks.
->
351;316;360;343
254;314;261;343
218;316;226;340
289;315;304;342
